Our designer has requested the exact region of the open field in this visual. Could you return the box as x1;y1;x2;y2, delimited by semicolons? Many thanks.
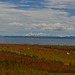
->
0;44;75;74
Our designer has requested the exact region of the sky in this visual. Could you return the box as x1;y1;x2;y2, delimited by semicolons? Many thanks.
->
0;0;75;36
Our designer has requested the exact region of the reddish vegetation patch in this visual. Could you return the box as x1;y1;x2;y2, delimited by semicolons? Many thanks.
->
0;44;75;51
0;52;75;72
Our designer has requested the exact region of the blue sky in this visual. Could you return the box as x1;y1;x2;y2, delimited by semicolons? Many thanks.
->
0;0;75;36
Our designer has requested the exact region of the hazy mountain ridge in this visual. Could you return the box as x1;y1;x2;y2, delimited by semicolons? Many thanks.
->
0;35;75;39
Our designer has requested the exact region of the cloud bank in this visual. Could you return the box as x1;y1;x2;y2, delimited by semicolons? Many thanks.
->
0;0;75;36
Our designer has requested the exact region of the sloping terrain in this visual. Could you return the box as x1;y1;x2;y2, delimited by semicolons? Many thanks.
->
0;44;75;74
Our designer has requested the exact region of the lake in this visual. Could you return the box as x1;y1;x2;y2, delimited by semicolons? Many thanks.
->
0;37;75;46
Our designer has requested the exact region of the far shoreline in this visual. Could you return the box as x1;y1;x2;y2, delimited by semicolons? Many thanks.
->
0;36;75;39
0;43;75;47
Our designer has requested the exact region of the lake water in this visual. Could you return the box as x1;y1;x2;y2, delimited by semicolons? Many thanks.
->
0;37;75;46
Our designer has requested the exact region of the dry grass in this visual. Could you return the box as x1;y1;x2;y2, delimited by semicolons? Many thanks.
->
0;44;75;74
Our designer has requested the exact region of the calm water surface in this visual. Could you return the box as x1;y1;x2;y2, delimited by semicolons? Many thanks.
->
0;37;75;46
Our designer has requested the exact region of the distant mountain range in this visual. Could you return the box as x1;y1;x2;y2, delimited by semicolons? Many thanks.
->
0;35;75;39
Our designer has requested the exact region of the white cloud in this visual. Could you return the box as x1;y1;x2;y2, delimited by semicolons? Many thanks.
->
43;0;75;9
0;1;75;35
9;22;24;26
24;28;32;30
0;1;16;8
20;0;34;3
33;23;75;31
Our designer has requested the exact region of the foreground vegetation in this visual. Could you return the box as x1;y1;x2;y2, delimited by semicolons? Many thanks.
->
0;44;75;74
